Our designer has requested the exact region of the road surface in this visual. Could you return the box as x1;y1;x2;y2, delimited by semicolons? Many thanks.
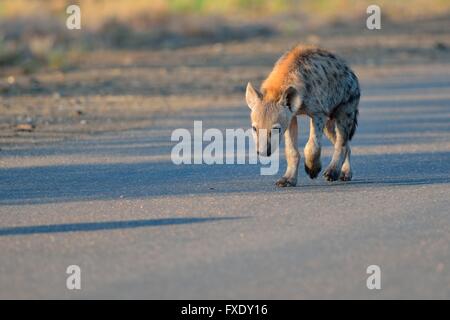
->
1;62;450;299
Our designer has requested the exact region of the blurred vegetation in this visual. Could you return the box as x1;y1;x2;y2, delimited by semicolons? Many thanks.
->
1;0;449;74
2;0;450;20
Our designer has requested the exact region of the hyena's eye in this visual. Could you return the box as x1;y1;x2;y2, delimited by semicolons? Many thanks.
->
252;126;257;132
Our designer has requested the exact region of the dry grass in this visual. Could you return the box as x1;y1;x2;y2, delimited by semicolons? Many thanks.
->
1;0;450;24
1;0;449;74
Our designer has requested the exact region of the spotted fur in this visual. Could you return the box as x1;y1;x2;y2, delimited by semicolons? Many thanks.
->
245;44;360;186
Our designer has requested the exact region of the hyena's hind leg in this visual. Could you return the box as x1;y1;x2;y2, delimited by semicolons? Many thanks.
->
304;115;325;179
324;119;352;181
276;116;300;187
323;102;358;181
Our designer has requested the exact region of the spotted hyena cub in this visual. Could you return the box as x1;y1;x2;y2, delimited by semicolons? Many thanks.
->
245;44;360;187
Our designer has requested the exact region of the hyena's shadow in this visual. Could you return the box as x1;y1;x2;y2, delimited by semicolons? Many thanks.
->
290;150;450;190
1;150;448;206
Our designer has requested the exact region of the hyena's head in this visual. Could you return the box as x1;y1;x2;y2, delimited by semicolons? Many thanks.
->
245;82;301;156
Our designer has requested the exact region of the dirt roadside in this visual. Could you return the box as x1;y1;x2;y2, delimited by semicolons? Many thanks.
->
0;17;449;147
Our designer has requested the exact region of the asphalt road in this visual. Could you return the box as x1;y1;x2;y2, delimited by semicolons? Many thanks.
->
1;64;450;299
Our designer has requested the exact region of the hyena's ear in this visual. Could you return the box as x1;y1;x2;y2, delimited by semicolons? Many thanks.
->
283;87;301;113
246;82;262;111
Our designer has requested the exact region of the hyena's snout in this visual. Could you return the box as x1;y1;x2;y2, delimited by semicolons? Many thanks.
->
256;129;281;157
257;142;271;157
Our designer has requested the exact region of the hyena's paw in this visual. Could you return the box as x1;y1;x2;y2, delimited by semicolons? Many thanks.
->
304;163;322;179
323;167;340;182
275;177;297;187
339;171;352;181
304;145;321;179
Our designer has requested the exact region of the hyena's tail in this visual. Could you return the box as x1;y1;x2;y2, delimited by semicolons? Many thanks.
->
348;108;359;141
347;88;360;141
330;91;360;142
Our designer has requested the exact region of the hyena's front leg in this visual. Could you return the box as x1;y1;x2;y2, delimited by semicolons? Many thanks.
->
304;116;325;179
276;116;299;187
